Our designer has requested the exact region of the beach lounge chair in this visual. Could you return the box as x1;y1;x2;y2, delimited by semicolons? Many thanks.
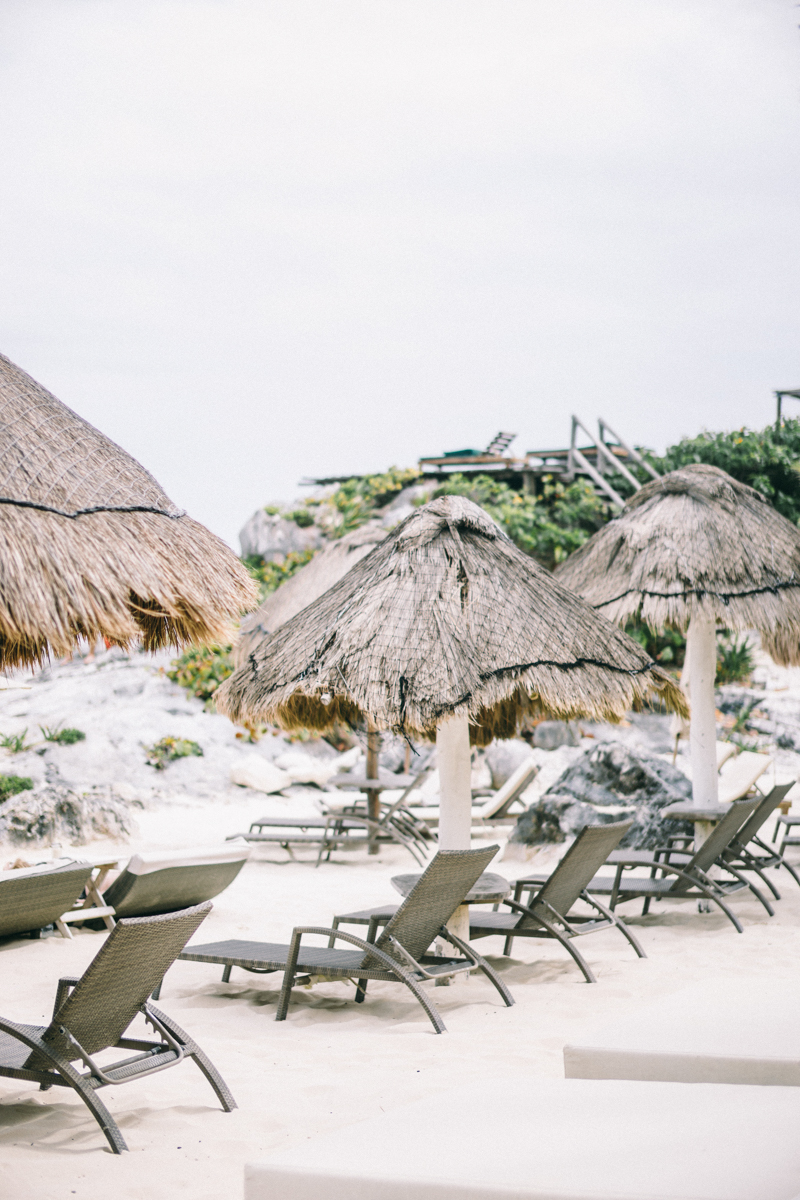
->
667;740;736;778
0;902;235;1153
718;783;799;897
408;758;538;828
585;797;763;932
0;860;93;940
468;822;645;981
717;751;772;804
99;844;251;919
169;847;515;1033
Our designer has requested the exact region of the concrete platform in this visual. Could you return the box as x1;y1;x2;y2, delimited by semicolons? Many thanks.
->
244;1078;800;1200
564;981;800;1086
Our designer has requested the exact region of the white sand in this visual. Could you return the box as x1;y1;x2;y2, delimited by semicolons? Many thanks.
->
0;649;799;1197
2;826;799;1199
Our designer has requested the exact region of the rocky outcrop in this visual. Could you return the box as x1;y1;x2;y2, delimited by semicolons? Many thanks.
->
510;741;693;849
239;510;323;561
0;783;140;846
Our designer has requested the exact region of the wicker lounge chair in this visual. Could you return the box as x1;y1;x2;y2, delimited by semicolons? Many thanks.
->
0;860;94;940
170;847;515;1033
468;821;645;981
716;783;798;897
585;797;762;932
99;843;251;918
408;758;538;828
0;902;235;1153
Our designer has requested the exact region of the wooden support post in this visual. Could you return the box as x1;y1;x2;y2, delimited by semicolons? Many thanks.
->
366;722;381;854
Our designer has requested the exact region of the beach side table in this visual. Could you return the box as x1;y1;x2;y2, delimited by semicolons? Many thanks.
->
390;870;511;905
56;854;120;937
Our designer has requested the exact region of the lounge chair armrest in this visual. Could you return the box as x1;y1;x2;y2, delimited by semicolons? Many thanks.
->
286;926;420;978
53;976;81;1018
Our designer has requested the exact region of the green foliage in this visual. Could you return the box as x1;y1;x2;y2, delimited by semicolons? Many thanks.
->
326;466;421;536
0;773;33;801
167;643;234;705
656;419;800;525
432;474;609;569
716;632;755;685
39;724;85;745
243;548;317;602
0;730;32;754
288;508;315;528
624;620;687;667
145;736;204;770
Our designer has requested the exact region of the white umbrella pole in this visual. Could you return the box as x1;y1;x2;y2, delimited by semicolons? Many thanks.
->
436;713;472;949
687;615;719;844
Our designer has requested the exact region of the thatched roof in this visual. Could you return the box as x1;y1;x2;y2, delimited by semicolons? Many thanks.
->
217;495;687;745
234;523;387;667
0;351;256;667
555;463;800;665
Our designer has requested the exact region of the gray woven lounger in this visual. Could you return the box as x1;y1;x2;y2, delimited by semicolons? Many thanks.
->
468;821;645;982
0;860;94;940
170;847;515;1034
99;844;250;919
0;901;235;1153
584;797;762;932
719;784;800;897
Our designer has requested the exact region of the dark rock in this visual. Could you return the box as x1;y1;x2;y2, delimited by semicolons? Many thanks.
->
0;784;140;846
532;721;581;751
510;741;693;849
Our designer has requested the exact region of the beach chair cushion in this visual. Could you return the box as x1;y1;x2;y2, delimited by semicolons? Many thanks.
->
717;751;771;804
102;844;250;918
0;860;93;938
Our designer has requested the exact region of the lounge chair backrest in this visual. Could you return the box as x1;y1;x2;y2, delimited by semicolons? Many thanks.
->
729;784;794;851
0;861;93;939
528;821;632;920
673;799;760;885
102;844;250;918
717;752;771;805
33;902;212;1061
369;846;497;966
475;759;538;821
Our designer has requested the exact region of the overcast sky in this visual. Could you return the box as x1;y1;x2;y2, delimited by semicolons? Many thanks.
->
0;1;798;549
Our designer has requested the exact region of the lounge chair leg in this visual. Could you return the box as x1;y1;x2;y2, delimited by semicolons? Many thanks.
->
327;919;340;950
62;1064;129;1153
641;897;651;916
150;1007;237;1114
581;892;647;959
694;881;744;933
723;865;774;918
502;935;515;956
442;929;514;1008
354;979;368;1002
276;933;302;1021
222;965;232;982
534;913;596;983
398;974;447;1033
750;864;780;901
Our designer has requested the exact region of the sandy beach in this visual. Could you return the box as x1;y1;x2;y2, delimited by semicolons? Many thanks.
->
0;650;798;1198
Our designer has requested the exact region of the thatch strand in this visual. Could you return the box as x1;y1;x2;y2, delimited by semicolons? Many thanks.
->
0;352;257;667
217;496;687;744
556;463;800;665
234;522;386;666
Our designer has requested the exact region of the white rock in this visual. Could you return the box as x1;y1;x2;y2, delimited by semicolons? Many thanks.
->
230;757;291;794
274;750;338;788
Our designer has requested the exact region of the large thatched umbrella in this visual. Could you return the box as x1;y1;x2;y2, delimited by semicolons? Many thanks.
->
0;351;256;667
234;522;386;667
219;495;686;857
556;463;800;809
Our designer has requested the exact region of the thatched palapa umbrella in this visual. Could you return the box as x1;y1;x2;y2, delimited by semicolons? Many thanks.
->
218;495;686;859
234;522;386;666
556;463;800;809
0;351;256;666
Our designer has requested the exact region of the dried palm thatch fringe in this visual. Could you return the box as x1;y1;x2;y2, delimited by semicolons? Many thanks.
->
556;463;800;666
0;352;256;667
234;522;387;667
217;496;687;745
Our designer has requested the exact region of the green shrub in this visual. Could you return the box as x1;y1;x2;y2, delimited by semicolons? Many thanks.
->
39;724;85;745
0;730;32;754
716;632;755;685
0;774;33;801
166;643;234;705
243;548;317;602
656;419;800;525
432;473;609;569
325;466;421;536
624;619;687;668
145;736;203;770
